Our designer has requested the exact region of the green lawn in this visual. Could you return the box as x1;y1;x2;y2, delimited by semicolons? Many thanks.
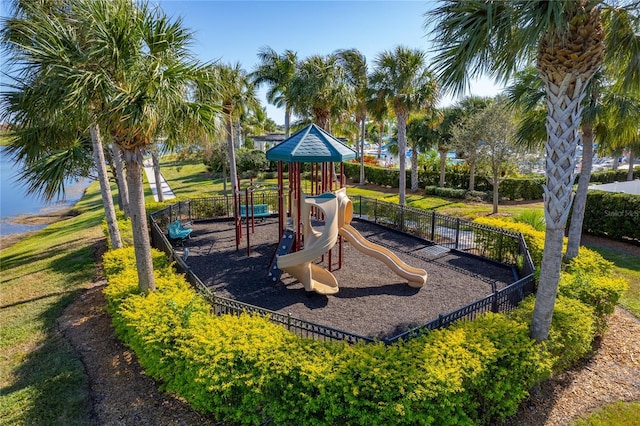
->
0;182;106;425
571;401;640;426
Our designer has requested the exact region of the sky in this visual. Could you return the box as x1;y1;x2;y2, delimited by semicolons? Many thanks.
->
157;0;505;125
0;0;505;126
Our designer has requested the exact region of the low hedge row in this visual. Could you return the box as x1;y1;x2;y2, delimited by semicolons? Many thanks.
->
102;213;627;424
343;163;545;200
577;168;640;184
574;190;640;243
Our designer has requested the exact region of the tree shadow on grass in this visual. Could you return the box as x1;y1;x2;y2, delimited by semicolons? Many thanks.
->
0;294;92;425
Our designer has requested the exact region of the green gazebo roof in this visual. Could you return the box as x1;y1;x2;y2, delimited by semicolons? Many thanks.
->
265;123;357;163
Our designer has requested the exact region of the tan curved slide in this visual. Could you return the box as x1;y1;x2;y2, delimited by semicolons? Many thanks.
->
339;224;427;288
277;192;340;295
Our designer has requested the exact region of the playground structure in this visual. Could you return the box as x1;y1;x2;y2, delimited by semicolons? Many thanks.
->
265;124;427;295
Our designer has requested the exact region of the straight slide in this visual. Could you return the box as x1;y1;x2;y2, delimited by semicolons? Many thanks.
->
339;224;427;288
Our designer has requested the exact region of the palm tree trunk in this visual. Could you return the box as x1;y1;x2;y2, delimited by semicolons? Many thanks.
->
90;123;122;249
227;115;239;198
359;118;366;185
285;106;291;137
411;145;419;192
492;173;499;214
628;150;635;181
112;143;130;218
438;148;447;187
565;126;594;261
469;160;476;191
124;147;156;293
396;110;408;205
151;149;164;203
531;76;588;342
378;123;383;159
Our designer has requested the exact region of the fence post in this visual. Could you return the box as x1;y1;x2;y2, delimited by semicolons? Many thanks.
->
491;282;498;312
287;312;292;331
498;233;504;263
374;199;378;223
359;195;362;217
431;212;436;241
455;218;461;250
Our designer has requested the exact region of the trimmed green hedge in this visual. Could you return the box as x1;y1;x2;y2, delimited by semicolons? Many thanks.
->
577;168;640;184
575;190;640;243
344;163;544;200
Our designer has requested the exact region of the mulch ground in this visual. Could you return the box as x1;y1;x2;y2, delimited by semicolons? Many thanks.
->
181;217;515;340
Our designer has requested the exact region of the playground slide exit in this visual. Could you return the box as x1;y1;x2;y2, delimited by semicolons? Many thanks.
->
276;193;340;295
338;224;427;288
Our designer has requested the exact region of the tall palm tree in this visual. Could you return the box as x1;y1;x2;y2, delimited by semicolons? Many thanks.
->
428;0;639;341
107;2;219;292
207;63;260;199
252;47;298;137
369;46;439;205
2;0;124;249
288;54;352;131
337;48;369;185
507;63;640;261
4;0;219;292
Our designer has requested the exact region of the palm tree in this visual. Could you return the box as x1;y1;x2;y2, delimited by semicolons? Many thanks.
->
107;2;220;292
252;47;298;137
337;49;369;185
507;63;640;261
207;63;260;199
369;46;439;205
428;0;640;341
4;0;219;292
435;106;463;188
2;0;124;249
111;143;130;217
288;54;352;131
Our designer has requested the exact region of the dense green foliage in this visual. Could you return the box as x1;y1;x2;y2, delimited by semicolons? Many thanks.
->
511;296;595;373
574;190;640;243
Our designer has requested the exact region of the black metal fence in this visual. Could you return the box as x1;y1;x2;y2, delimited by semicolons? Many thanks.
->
148;194;536;345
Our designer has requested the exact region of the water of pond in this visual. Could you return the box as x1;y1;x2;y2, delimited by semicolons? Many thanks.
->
0;146;92;236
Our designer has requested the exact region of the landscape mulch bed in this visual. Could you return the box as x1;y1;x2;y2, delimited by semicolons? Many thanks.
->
182;218;515;340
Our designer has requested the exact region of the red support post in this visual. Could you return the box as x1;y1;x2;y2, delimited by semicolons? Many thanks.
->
278;161;284;238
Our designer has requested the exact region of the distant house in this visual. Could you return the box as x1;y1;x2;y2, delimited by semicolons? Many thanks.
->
246;133;286;152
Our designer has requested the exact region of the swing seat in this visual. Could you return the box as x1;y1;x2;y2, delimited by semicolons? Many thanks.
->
239;204;270;220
